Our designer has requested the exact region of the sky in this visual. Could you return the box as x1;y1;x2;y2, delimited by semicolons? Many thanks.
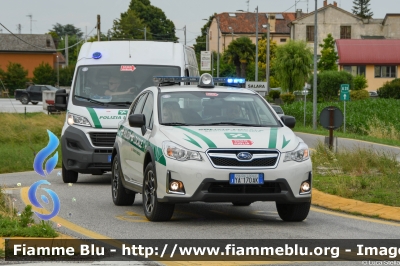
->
0;0;398;46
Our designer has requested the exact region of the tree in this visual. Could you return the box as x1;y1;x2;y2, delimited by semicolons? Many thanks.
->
59;64;75;86
110;9;150;40
352;0;373;19
353;74;368;90
2;62;28;95
274;40;313;92
49;23;83;39
193;15;213;56
318;34;339;72
309;70;353;101
128;0;177;41
32;62;56;85
225;37;255;78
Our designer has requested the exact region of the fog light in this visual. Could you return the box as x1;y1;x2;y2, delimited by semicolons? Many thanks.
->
170;181;180;191
300;181;311;193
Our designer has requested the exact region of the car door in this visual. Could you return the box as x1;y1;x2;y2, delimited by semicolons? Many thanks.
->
120;93;148;184
30;86;42;101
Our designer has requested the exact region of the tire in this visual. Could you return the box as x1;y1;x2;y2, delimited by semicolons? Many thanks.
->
62;162;78;183
142;162;174;221
232;202;252;206
276;201;311;222
111;156;135;206
31;102;39;105
20;96;29;105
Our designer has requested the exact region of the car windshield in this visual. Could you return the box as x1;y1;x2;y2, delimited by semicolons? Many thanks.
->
45;86;58;91
159;91;281;127
272;106;283;114
72;65;179;108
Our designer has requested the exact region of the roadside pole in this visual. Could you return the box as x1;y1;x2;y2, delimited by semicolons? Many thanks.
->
304;90;306;127
344;99;346;133
340;84;350;133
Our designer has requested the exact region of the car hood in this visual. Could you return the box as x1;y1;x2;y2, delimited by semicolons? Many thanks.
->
159;126;300;152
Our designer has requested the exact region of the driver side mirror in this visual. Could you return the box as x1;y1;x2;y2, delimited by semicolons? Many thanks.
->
128;114;147;135
281;115;296;128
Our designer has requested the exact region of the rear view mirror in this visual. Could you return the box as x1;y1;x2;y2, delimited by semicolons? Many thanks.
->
281;115;296;128
55;89;68;111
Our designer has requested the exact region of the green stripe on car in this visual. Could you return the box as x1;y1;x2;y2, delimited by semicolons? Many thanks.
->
86;107;102;128
268;128;278;149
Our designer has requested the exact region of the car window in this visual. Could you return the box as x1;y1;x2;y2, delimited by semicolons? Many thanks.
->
141;93;154;129
31;86;41;92
45;86;58;91
131;93;148;115
41;87;49;91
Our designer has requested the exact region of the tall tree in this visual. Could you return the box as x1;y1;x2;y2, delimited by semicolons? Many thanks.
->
110;9;150;40
128;0;177;41
274;40;313;92
352;0;374;19
224;37;255;78
49;23;83;39
193;15;213;56
318;33;339;72
2;62;28;95
257;38;278;81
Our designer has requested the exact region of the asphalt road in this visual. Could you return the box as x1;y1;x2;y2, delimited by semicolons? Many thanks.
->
0;98;46;113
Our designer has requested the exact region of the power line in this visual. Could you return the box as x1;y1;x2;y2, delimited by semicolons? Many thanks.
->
282;0;302;13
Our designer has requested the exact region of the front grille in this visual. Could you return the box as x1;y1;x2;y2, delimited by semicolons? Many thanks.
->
94;149;113;154
207;149;279;168
207;182;281;194
89;133;117;147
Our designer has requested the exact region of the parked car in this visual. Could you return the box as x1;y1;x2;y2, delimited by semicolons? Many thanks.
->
369;91;378;97
111;74;312;222
14;85;58;105
271;105;285;118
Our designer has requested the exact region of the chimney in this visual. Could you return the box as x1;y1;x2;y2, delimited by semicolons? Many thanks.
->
296;9;303;19
323;0;327;6
269;13;276;32
333;1;337;6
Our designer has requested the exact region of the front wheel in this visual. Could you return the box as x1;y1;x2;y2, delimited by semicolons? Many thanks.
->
62;162;78;183
142;162;174;221
31;102;39;105
276;201;311;222
112;156;135;206
20;96;29;105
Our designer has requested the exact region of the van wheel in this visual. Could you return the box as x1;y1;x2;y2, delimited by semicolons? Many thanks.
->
112;156;135;206
142;162;174;221
20;96;29;105
62;162;78;183
232;202;252;206
276;202;311;222
31;102;39;105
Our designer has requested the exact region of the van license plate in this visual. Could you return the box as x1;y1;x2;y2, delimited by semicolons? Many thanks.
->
229;173;264;184
108;155;112;163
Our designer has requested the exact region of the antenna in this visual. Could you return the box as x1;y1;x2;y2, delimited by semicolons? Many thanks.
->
16;24;22;34
26;14;36;34
246;0;250;12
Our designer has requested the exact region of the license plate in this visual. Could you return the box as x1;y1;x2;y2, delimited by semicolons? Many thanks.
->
229;173;264;185
107;155;112;163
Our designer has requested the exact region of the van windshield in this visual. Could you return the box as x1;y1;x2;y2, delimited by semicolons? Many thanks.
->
72;65;180;107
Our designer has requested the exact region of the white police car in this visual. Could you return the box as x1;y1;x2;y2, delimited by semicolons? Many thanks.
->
111;74;312;222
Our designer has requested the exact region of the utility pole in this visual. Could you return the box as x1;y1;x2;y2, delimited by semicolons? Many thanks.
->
17;24;22;34
206;27;209;51
97;15;101;41
217;16;220;77
184;25;186;45
266;24;270;91
313;0;318;130
65;34;69;67
255;6;259;81
144;27;146;40
26;14;35;34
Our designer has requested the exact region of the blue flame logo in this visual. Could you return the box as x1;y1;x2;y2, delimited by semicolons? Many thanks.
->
28;180;60;220
33;130;59;177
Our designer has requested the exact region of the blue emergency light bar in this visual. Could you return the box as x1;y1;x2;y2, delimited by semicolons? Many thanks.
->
153;74;246;88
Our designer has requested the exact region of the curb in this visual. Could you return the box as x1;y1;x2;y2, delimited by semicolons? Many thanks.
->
1;232;75;251
312;188;400;222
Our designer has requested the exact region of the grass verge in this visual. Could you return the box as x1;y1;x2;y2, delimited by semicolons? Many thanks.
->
312;143;400;207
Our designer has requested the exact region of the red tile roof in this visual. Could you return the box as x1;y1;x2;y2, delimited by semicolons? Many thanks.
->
336;39;400;65
216;12;295;35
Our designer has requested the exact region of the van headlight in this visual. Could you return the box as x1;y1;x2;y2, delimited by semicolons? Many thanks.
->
67;113;92;127
163;141;202;161
283;142;309;162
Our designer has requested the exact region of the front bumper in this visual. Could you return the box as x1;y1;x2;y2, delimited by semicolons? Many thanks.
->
156;154;312;204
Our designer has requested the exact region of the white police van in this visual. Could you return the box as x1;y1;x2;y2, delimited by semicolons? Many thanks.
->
111;74;312;222
54;41;199;183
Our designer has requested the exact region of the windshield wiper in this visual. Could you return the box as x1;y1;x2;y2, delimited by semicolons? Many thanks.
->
74;95;106;106
198;122;263;127
161;122;188;126
107;101;132;107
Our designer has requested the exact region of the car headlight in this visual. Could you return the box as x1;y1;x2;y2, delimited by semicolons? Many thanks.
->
67;113;92;127
283;142;309;162
162;141;202;161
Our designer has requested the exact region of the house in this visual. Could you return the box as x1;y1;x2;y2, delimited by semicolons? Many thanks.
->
336;39;400;91
208;11;297;53
289;1;400;55
0;34;56;78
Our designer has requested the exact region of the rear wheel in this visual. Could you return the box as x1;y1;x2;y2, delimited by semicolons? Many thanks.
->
62;162;78;183
142;162;174;221
112;156;135;206
20;96;29;105
232;202;252;206
276;201;311;222
31;102;39;105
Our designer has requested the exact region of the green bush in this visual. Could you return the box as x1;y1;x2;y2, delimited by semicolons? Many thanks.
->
377;79;400;99
0;62;29;95
269;76;280;88
32;62;56;85
353;75;368;90
268;90;281;100
350;89;369;100
309;70;353;102
280;93;295;104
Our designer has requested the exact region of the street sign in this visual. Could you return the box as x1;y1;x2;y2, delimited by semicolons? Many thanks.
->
340;84;350;101
319;106;343;130
200;51;211;71
245;82;268;96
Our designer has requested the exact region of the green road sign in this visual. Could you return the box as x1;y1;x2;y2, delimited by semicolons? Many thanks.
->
340;84;350;101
